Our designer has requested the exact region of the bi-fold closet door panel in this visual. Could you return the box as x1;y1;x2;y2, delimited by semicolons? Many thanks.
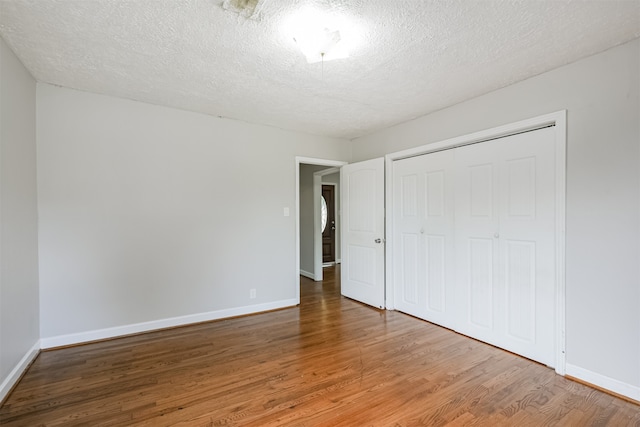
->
393;150;457;330
455;127;556;366
392;126;557;367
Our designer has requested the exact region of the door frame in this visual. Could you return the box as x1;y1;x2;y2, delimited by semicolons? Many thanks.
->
313;168;340;281
296;157;347;303
384;111;567;375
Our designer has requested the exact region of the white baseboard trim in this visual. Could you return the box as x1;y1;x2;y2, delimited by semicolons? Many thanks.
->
0;340;40;403
566;363;640;402
40;299;298;349
299;270;315;280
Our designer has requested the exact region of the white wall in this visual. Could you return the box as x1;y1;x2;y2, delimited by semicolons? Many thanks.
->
0;37;40;400
37;84;351;345
299;164;330;277
352;39;640;399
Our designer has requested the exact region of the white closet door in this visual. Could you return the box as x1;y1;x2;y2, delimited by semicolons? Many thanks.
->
455;126;556;366
393;150;456;328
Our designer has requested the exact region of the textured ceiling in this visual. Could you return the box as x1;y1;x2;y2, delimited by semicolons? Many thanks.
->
0;0;639;139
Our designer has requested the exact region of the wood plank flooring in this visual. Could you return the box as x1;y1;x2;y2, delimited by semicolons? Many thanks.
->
1;266;639;426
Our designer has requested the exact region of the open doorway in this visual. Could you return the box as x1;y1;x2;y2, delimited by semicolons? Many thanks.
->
313;167;341;280
295;157;347;304
321;184;336;264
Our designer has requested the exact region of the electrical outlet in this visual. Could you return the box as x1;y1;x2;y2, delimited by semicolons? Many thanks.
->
250;288;256;299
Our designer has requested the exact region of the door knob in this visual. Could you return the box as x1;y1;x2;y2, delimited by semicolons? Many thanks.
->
375;238;382;243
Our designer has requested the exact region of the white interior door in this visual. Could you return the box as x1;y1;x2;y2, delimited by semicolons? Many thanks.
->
393;150;456;328
341;158;385;309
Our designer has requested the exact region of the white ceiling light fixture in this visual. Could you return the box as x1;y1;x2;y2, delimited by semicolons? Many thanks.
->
295;27;344;64
281;5;357;64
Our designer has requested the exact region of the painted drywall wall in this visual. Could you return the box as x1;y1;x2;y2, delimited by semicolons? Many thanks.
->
322;172;341;262
36;84;351;343
299;164;330;277
0;37;39;398
352;39;640;397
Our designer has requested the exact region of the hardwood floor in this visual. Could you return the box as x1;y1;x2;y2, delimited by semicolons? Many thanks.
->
2;266;639;426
